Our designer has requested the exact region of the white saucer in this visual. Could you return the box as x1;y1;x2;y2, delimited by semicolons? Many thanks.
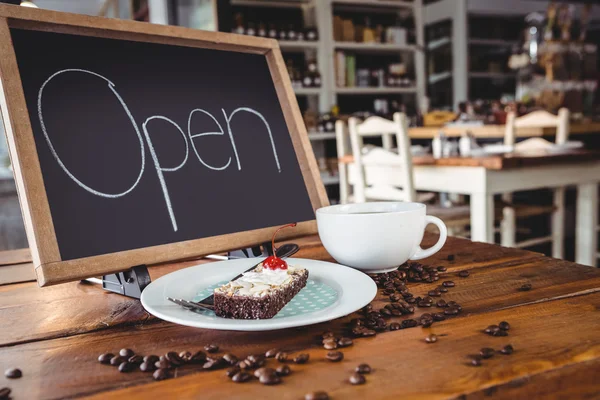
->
140;258;377;331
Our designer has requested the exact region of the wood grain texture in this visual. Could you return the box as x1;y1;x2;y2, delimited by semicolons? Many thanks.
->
0;5;326;287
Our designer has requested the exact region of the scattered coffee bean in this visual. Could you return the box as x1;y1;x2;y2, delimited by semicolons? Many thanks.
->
204;344;219;353
139;361;156;372
499;321;510;331
417;301;432;308
179;351;192;362
436;299;447;308
338;337;353;347
326;351;344;362
119;348;134;358
322;331;335;339
247;354;265;365
126;355;142;365
0;388;10;400
519;283;532;291
458;270;470;278
380;308;392;317
433;313;446;321
425;334;438;343
469;358;482;367
155;359;171;369
203;357;225;370
500;344;514;355
232;371;252;383
153;368;170;381
305;391;329;400
420;318;433;328
118;362;135;373
349;372;366;385
165;351;184;366
493;330;508;337
356;363;372;374
444;307;459;315
265;348;279;358
222;353;238;365
110;356;126;366
323;341;338;350
226;366;241;377
484;325;499;334
401;319;419;329
293;353;309;364
276;364;291;376
237;360;252;370
389;293;402;302
480;348;495;359
442;281;455;287
275;352;288;362
144;355;159;365
189;351;207;364
389;322;401;331
428;290;441;297
438;286;449;293
98;353;114;364
437;266;447;272
4;368;21;379
254;367;276;378
259;372;281;385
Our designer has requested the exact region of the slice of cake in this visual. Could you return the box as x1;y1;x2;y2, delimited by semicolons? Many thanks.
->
213;262;308;319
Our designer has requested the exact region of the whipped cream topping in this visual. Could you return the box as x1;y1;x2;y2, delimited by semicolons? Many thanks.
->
216;264;299;297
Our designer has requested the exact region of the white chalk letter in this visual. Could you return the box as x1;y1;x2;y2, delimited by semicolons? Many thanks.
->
187;108;231;171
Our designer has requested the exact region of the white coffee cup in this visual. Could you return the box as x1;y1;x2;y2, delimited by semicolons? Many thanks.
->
316;202;447;273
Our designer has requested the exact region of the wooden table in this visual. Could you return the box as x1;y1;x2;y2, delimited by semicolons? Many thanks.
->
2;235;600;399
341;150;600;265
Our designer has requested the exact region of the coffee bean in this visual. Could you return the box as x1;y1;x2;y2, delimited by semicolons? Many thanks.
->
222;353;238;365
349;372;366;385
165;351;184;366
401;319;418;329
519;283;532;291
356;363;371;374
4;368;21;379
254;367;276;378
190;351;207;364
389;322;401;331
179;351;192;362
117;362;134;373
436;299;447;308
484;325;499;334
232;371;252;383
391;309;403;316
259;372;281;385
437;266;447;272
433;313;446;321
458;270;470;278
139;361;156;372
425;334;438;343
0;387;11;400
153;368;170;381
98;353;114;364
323;341;338;350
118;348;134;358
293;353;309;364
226;366;241;377
155;359;171;369
380;308;392;317
276;364;291;376
265;348;279;358
492;330;508;337
447;301;459;307
305;391;329;400
326;351;344;362
204;344;219;353
480;348;495;359
204;357;226;370
437;287;448;294
144;355;159;364
126;355;143;365
469;358;482;367
447;254;455;261
420;318;433;328
500;344;514;355
110;356;126;366
276;352;288;362
247;354;265;365
499;321;510;331
428;290;441;297
442;281;455;287
322;331;335;339
338;337;353;348
406;297;416;304
444;307;459;315
417;301;432;308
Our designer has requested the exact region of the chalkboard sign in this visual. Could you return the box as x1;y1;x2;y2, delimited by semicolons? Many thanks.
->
0;5;328;286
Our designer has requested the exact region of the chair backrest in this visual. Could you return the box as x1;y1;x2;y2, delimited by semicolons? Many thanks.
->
504;108;570;146
348;113;415;203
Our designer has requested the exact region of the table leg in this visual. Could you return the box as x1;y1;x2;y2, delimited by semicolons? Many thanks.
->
471;193;494;243
576;183;598;266
551;187;565;259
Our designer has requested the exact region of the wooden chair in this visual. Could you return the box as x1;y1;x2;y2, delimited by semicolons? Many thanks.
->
338;113;470;234
500;108;569;258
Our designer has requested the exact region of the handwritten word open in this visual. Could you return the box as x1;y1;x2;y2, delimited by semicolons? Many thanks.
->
37;69;281;231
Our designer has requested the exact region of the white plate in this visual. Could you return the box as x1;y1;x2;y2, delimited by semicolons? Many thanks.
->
140;258;377;331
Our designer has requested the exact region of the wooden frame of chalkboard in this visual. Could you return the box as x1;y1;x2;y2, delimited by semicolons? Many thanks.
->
0;5;328;286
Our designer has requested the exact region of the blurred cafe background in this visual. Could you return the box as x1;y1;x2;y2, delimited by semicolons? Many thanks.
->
0;0;599;266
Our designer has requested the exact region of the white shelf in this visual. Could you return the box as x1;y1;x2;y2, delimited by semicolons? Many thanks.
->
334;41;416;53
332;0;414;9
294;87;321;95
320;173;340;185
469;72;516;79
469;38;518;46
231;0;312;8
335;86;417;95
308;132;337;141
427;36;451;51
279;40;320;50
428;70;451;84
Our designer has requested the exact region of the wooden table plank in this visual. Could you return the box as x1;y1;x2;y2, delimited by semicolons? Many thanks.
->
0;247;31;266
0;236;540;347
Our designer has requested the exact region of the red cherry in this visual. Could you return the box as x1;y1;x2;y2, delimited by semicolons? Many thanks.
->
262;223;297;270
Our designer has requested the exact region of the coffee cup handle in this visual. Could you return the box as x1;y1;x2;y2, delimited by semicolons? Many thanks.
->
409;215;447;261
